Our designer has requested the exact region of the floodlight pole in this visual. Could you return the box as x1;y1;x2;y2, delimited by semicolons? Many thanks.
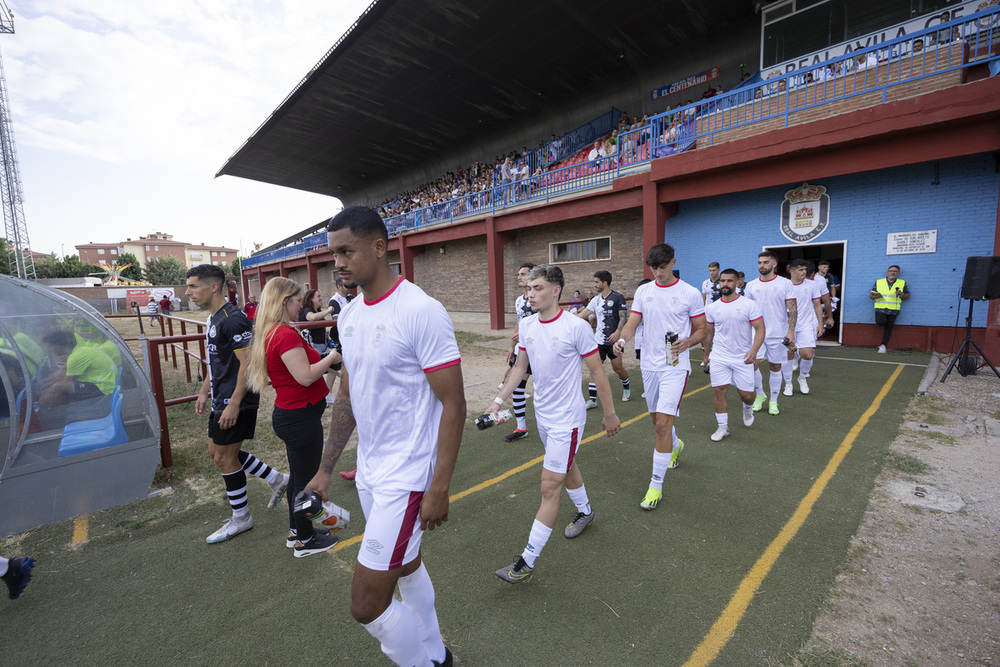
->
0;3;34;280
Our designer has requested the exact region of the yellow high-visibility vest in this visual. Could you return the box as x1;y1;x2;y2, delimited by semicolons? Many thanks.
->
873;278;906;311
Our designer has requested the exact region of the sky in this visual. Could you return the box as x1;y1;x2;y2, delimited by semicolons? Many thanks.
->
4;0;373;259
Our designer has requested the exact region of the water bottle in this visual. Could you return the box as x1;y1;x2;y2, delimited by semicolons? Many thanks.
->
476;409;512;430
665;332;679;366
294;490;350;531
782;336;797;352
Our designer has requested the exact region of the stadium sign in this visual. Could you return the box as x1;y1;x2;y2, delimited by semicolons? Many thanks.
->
651;66;720;101
780;183;830;244
762;0;998;80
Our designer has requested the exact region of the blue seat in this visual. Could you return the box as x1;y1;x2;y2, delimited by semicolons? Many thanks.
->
58;387;127;457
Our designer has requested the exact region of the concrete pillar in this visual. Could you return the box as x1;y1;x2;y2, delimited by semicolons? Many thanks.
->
486;216;515;330
642;181;677;279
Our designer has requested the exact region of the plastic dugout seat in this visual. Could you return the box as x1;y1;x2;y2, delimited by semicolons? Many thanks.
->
58;385;127;457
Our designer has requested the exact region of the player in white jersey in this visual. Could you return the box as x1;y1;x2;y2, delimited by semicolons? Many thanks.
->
703;269;766;441
306;207;463;667
742;251;798;416
489;264;621;584
785;259;826;396
500;262;536;442
614;244;707;511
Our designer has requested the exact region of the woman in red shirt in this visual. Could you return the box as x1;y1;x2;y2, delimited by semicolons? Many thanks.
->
246;277;343;557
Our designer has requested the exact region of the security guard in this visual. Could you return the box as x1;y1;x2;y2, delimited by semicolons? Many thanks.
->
869;265;910;353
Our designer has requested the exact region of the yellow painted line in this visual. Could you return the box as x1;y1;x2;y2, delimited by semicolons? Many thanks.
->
332;381;711;553
72;515;89;546
682;364;905;667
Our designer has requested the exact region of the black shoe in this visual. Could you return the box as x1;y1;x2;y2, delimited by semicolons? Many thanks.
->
503;429;529;442
293;532;339;558
2;557;35;600
286;526;331;548
433;648;453;667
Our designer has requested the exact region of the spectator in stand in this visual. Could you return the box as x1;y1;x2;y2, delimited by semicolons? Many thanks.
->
930;10;960;45
569;290;585;314
228;281;240;307
500;156;514;203
701;84;717;100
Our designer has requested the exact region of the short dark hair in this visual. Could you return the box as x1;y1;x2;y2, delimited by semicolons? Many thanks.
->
327;206;388;244
888;264;900;271
737;271;745;279
43;330;75;350
758;251;778;261
527;264;564;295
708;262;720;269
593;270;612;286
720;268;739;279
817;260;831;268
186;264;226;287
519;262;536;271
645;243;675;267
789;258;809;270
638;278;652;287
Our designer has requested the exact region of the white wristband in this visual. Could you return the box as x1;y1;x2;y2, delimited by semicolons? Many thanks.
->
494;396;504;406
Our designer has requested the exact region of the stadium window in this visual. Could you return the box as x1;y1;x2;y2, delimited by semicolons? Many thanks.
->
220;251;226;257
389;262;402;277
111;248;117;255
212;251;218;257
154;245;159;251
145;245;150;251
97;249;105;255
550;237;611;264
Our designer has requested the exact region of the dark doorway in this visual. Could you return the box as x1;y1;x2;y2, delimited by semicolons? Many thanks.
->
763;241;846;344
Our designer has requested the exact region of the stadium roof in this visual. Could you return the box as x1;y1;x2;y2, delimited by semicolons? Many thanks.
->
217;0;756;200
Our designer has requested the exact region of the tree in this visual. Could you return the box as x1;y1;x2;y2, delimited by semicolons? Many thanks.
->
0;238;9;276
60;254;101;278
116;253;143;281
33;253;62;279
144;256;187;286
230;257;242;278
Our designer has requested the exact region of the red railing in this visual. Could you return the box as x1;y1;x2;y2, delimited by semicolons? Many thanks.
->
120;315;334;467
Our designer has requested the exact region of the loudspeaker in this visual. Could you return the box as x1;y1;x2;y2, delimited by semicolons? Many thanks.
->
960;256;1000;300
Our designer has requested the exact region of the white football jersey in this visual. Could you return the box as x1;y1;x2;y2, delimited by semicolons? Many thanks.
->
518;310;597;430
338;278;461;491
743;275;795;341
630;279;705;373
789;278;823;333
705;296;764;362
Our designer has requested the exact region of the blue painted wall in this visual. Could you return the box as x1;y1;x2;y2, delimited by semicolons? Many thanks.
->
664;155;999;327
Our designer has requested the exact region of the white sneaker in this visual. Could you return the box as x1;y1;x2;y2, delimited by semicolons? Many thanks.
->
792;358;799;372
783;383;793;397
798;376;810;395
622;387;631;402
206;514;254;544
877;345;886;354
742;404;755;427
585;399;598;410
710;426;730;441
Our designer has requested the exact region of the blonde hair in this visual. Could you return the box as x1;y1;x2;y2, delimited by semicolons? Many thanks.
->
246;277;302;392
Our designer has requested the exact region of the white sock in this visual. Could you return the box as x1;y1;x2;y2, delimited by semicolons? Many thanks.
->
671;426;681;449
800;358;814;377
651;450;671;491
398;562;446;664
565;484;592;515
781;360;793;383
715;413;728;428
521;519;552;568
769;371;782;401
362;599;431;667
754;367;764;395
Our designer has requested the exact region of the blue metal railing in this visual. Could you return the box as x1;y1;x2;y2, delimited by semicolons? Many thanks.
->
241;7;1000;272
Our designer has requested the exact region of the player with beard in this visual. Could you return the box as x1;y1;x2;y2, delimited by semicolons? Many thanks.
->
785;259;825;395
305;207;464;667
742;252;797;416
703;269;765;441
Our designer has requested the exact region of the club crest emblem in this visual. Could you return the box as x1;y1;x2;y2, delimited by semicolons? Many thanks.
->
780;183;830;243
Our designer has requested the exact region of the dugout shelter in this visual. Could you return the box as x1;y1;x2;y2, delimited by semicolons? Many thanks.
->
0;275;161;537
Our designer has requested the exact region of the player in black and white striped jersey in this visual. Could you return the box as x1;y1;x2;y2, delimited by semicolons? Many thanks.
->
574;270;632;406
501;262;535;442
